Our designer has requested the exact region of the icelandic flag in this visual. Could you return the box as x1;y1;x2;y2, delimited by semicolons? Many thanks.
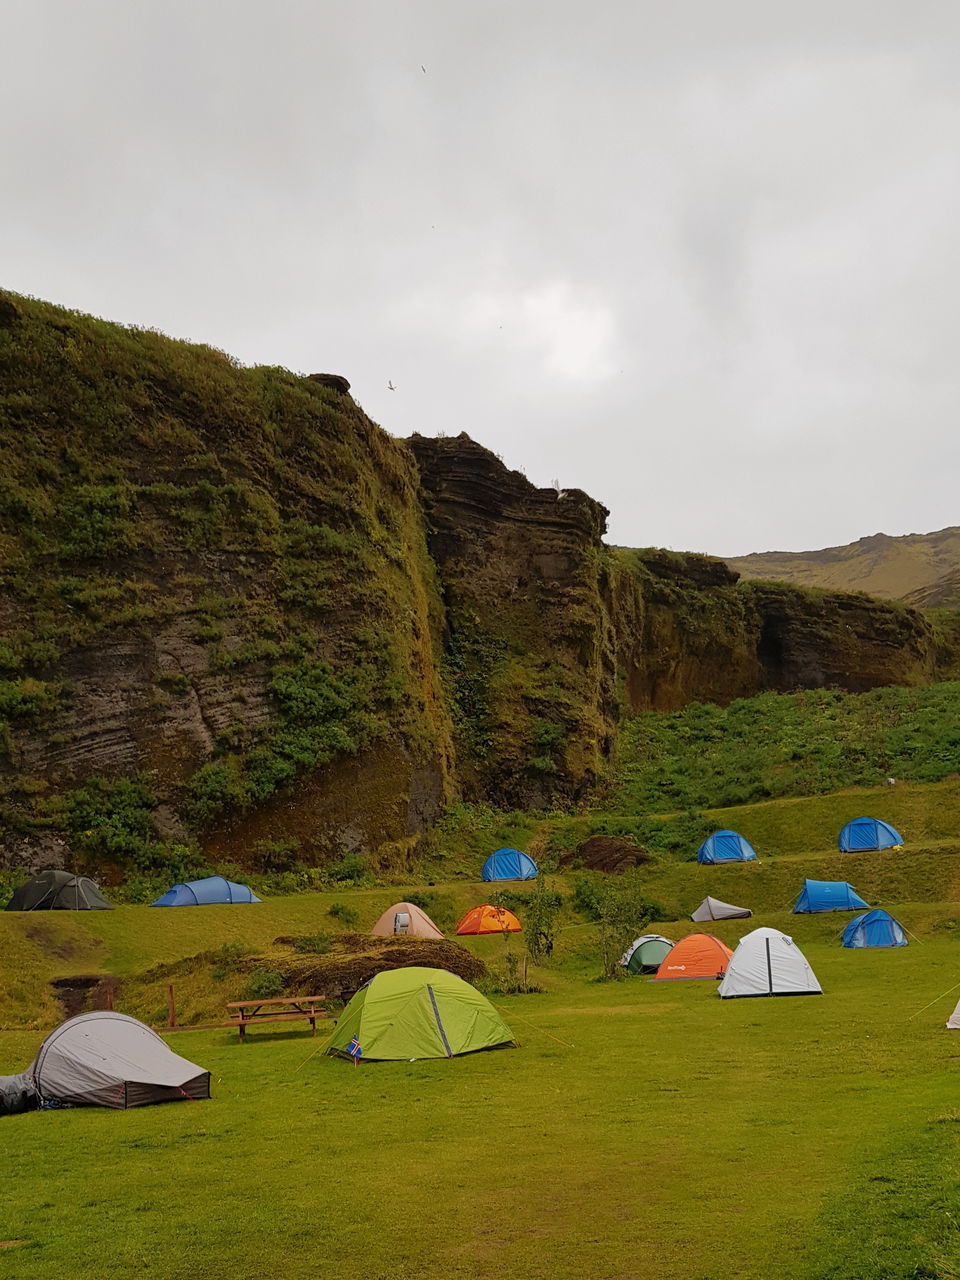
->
346;1036;362;1059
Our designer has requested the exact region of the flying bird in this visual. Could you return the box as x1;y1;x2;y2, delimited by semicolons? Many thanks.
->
387;380;396;391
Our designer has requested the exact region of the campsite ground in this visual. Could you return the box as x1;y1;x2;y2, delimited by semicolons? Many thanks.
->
2;887;960;1279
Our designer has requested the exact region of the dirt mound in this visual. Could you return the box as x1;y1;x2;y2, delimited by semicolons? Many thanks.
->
274;934;486;1003
564;835;653;873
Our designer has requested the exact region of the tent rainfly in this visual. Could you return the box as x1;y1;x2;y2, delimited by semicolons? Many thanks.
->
652;934;734;980
150;876;260;906
718;928;822;999
456;905;522;935
328;967;517;1061
619;934;674;975
371;902;443;939
0;1012;210;1113
696;830;758;864
947;1000;960;1030
481;849;539;881
793;879;869;913
838;817;903;852
5;870;113;912
691;896;752;922
842;909;907;948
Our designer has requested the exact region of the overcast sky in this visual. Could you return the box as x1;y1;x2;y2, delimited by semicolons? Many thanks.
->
2;2;958;555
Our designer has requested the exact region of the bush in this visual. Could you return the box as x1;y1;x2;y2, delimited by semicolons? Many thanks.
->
292;932;330;955
242;967;284;1000
328;901;359;927
211;941;252;981
327;853;370;884
523;877;564;962
573;871;666;979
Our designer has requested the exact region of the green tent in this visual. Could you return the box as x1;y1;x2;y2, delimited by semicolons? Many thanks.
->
328;967;517;1062
620;934;674;975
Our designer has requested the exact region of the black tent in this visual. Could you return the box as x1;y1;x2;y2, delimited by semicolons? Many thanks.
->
5;870;113;911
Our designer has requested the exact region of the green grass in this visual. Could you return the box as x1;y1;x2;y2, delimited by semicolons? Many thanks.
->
3;927;960;1279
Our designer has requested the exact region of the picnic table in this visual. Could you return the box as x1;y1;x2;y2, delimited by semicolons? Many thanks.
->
227;995;329;1042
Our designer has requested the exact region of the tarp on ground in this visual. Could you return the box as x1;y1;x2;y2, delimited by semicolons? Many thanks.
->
150;875;260;906
838;817;903;852
696;830;758;864
793;879;868;913
842;909;907;948
718;928;822;999
328;966;517;1061
5;870;113;911
28;1013;210;1109
481;849;539;881
371;902;444;939
619;935;674;975
0;1071;37;1115
691;896;752;922
456;904;522;935
652;934;734;980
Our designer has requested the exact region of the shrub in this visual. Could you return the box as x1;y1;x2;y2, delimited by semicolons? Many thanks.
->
327;853;370;884
573;871;666;979
292;932;330;955
524;877;564;962
328;901;359;926
211;941;252;981
242;967;284;1000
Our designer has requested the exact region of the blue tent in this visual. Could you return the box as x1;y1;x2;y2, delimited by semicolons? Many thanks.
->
842;909;907;948
838;817;903;852
481;849;538;882
696;830;758;864
151;875;261;907
793;879;868;913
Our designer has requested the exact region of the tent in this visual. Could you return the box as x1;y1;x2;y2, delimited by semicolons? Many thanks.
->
718;928;822;999
838;817;903;852
696;830;758;864
456;904;522;935
371;902;443;939
5;870;113;912
947;1000;960;1030
481;849;538;881
0;1012;210;1112
691;896;752;922
150;875;260;907
328;967;517;1061
619;934;674;975
842;909;907;948
652;933;734;980
793;879;868;913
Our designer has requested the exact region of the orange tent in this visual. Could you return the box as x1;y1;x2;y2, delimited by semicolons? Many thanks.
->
652;933;733;980
455;904;522;936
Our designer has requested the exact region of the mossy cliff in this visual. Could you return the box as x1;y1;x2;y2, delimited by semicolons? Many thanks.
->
0;290;954;876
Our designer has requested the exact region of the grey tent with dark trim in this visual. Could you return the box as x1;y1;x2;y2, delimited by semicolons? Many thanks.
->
691;896;752;922
5;870;113;911
0;1013;211;1112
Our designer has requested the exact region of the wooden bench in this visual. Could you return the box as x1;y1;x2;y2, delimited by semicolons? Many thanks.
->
227;996;329;1042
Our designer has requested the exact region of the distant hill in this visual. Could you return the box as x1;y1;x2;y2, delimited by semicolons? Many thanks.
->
726;526;960;606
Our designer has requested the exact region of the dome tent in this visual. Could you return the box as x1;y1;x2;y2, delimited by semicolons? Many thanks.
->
696;830;758;864
0;1012;210;1111
619;934;674;975
328;967;517;1061
652;934;733;981
718;928;822;999
691;896;752;922
371;902;443;939
456;904;522;935
481;849;538;881
838;817;903;852
151;875;260;906
793;879;868;913
5;869;113;912
842;909;907;948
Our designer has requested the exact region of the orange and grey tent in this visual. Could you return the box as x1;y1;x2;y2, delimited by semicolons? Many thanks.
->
652;933;734;981
371;902;443;939
455;904;522;935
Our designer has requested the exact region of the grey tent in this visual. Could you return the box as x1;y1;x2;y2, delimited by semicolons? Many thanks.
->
5;869;113;911
0;1012;210;1113
691;896;752;922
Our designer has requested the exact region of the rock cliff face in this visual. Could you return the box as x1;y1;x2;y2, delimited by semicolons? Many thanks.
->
0;290;955;877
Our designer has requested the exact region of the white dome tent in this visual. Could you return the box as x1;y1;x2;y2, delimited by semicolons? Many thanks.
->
718;927;822;999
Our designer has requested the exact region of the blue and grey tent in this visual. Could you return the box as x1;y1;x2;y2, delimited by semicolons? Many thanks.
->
842;909;907;948
838;817;903;852
696;830;758;864
793;879;868;913
481;849;538;881
151;875;261;907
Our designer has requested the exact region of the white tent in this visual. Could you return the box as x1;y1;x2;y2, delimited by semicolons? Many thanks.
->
947;1001;960;1029
718;927;822;999
691;896;752;922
